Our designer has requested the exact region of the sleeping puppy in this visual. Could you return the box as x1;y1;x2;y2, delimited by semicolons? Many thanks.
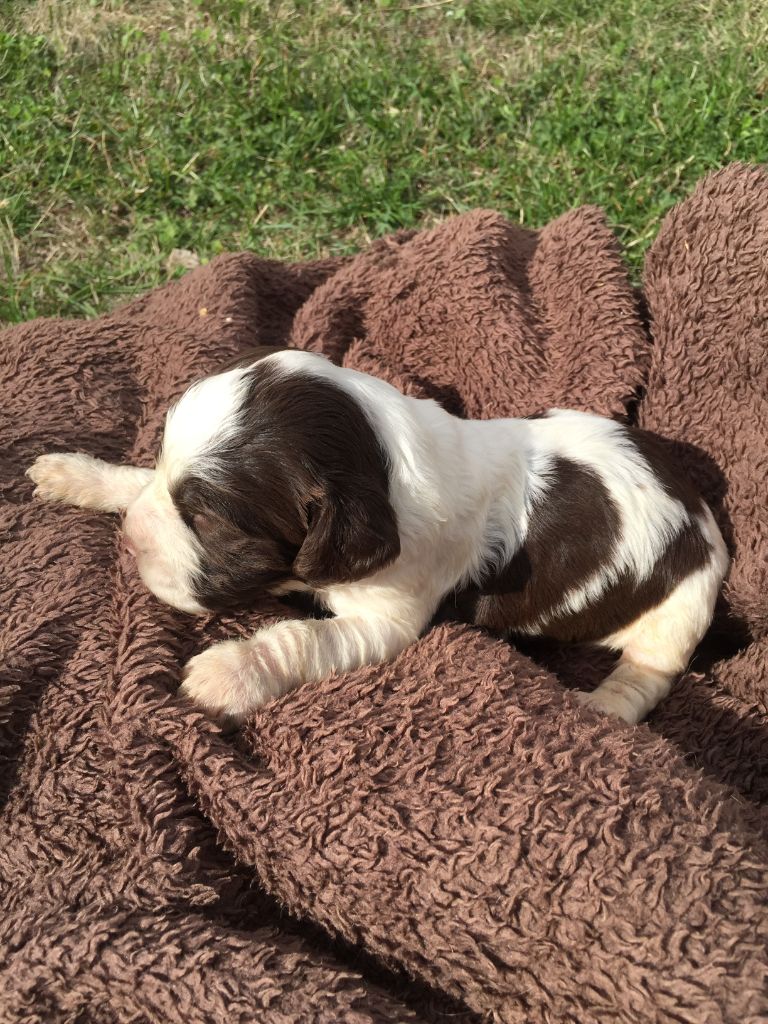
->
27;348;729;726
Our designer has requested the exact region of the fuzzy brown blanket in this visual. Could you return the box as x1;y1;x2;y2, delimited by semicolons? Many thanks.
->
2;164;767;1024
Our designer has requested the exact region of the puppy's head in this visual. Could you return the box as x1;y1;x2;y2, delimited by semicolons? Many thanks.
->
123;353;400;614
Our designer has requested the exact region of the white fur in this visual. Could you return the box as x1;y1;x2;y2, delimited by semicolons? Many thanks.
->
27;453;153;512
161;368;252;485
575;505;729;721
122;477;206;615
27;351;729;725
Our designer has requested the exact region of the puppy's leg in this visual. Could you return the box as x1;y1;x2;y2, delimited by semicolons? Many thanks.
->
27;454;154;512
179;610;427;724
574;658;676;725
575;553;726;725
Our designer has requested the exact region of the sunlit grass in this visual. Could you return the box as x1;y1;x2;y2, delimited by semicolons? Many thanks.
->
1;0;766;321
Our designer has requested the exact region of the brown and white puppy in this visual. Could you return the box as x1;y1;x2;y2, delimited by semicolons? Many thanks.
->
27;349;729;726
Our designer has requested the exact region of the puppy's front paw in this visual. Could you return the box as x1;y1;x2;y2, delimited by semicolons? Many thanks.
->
178;640;278;725
27;453;101;507
572;688;638;725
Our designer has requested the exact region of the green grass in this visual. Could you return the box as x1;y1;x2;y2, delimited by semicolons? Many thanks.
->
1;0;767;322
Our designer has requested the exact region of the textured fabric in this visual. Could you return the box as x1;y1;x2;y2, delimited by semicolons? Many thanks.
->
2;164;767;1024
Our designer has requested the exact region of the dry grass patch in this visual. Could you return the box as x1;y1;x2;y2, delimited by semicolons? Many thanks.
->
17;0;204;55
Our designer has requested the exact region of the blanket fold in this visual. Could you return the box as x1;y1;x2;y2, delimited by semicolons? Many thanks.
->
2;163;767;1024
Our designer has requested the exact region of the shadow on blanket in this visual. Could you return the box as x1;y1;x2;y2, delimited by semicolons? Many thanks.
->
2;164;767;1024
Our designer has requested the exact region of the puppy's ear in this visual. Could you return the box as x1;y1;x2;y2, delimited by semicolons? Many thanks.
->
292;483;400;587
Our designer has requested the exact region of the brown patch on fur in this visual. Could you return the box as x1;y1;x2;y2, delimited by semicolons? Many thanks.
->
625;426;704;516
470;452;711;644
172;365;400;610
541;524;712;642
470;457;620;637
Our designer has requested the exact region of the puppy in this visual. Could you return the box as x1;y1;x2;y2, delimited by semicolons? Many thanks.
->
27;349;729;725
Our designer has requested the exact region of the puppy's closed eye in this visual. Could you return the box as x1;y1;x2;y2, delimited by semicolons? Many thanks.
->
184;506;300;611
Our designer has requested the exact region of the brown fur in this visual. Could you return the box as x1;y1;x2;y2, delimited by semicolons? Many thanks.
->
472;456;620;636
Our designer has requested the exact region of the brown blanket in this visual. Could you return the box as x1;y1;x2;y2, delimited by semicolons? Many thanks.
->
2;163;767;1024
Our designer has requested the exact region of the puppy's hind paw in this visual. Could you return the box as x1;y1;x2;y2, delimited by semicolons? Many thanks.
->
572;687;639;725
